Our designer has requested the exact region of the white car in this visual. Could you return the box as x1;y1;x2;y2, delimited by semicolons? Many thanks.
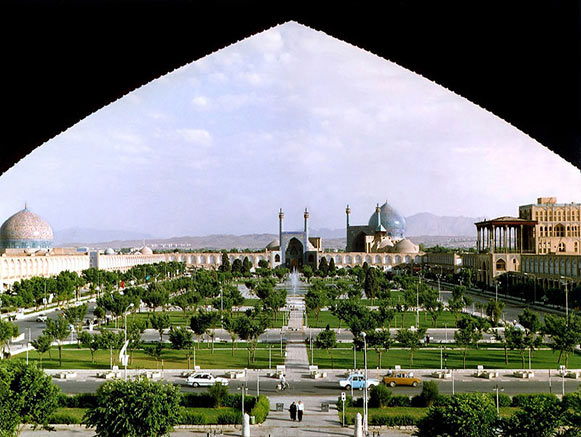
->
36;314;48;322
186;372;228;387
339;373;378;390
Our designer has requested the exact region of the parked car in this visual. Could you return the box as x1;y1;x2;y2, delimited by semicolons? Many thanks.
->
339;373;378;390
35;314;48;322
382;371;421;387
186;372;228;387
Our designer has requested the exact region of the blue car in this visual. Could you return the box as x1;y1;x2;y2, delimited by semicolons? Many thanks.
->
339;373;378;390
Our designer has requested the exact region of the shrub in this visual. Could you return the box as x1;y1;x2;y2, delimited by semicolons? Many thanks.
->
369;384;392;408
336;394;363;409
503;394;564;436
511;393;559;408
486;392;511;408
72;393;98;409
208;382;229;407
388;395;411;407
47;412;82;424
411;381;439;407
181;392;214;408
216;411;242;424
179;410;207;425
250;395;270;423
370;414;418;426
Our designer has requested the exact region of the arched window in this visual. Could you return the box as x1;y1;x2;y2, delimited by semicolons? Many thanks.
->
275;254;280;262
558;242;566;252
496;259;506;271
308;254;314;263
555;224;565;237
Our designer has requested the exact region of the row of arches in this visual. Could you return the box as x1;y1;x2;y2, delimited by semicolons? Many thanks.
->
522;255;581;278
0;255;90;280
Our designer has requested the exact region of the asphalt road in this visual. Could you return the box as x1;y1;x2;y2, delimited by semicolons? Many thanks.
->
51;370;581;397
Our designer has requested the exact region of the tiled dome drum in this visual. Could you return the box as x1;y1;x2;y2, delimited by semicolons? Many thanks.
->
0;207;54;249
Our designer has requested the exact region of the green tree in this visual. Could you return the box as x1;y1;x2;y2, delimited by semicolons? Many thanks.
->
222;313;241;356
30;334;53;368
422;287;443;327
242;257;252;276
448;285;472;321
416;393;498;437
233;307;268;366
454;316;487;369
363;267;379;304
367;328;393;369
503;394;564;437
143;343;164;368
0;361;61;436
505;325;527;368
328;258;336;276
302;265;314;282
142;282;170;311
315;325;337;368
126;319;145;365
263;289;287;325
44;316;70;367
305;285;327;327
0;320;18;359
485;298;504;327
63;303;88;347
396;327;426;368
519;308;543;368
219;251;231;273
97;330;124;368
79;331;100;364
318;257;329;277
84;377;182;437
150;312;171;342
543;314;581;367
169;326;193;368
416;380;439;407
190;309;212;348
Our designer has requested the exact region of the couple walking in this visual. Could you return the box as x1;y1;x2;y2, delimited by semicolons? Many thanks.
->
289;401;304;422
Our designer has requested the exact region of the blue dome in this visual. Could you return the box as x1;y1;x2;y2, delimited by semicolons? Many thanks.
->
368;201;406;238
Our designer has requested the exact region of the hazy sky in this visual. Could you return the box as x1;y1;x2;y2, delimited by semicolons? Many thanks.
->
1;22;579;238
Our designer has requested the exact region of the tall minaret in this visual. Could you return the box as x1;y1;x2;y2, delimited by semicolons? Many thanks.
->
303;207;310;258
346;204;351;249
375;203;381;231
279;208;285;265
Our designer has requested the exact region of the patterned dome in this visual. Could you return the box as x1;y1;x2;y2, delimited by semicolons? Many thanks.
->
0;207;53;249
104;248;115;255
368;201;406;238
393;238;418;253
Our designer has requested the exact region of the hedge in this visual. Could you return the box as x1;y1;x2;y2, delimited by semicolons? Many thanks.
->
344;413;418;426
511;393;559;407
250;395;270;423
58;393;98;408
217;411;242;425
47;412;83;425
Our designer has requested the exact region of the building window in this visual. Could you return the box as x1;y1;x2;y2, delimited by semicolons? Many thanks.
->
496;259;506;271
558;242;566;253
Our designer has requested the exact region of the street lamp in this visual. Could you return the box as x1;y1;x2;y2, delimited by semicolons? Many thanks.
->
493;384;504;414
123;303;134;380
495;279;501;302
362;331;368;434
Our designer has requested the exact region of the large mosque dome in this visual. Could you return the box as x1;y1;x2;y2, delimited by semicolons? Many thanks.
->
0;206;54;249
368;201;406;238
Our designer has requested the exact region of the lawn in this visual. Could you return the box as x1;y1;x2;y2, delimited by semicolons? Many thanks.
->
308;347;581;370
306;309;460;329
13;343;286;370
104;309;288;329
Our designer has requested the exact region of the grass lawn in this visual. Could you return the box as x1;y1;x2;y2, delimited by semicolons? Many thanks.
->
13;343;286;370
308;347;581;370
306;309;459;329
104;309;288;329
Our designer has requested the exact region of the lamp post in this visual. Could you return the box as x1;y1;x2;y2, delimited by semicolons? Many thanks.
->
495;280;500;302
123;303;134;380
362;331;368;434
493;384;504;414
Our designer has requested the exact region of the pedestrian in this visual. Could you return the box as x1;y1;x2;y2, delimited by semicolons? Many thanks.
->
289;401;297;421
297;400;304;422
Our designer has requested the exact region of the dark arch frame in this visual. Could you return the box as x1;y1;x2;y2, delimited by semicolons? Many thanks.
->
2;1;579;176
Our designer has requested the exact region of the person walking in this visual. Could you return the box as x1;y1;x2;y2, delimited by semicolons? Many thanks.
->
297;400;304;422
289;402;297;421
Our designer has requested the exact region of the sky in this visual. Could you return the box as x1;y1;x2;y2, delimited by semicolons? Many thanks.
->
1;21;579;238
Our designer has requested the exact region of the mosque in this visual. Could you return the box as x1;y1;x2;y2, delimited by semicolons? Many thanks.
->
0;201;422;290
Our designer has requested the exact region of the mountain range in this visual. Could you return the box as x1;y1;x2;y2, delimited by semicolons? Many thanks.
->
54;212;482;250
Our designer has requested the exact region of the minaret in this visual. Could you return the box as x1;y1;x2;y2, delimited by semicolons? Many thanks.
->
303;207;310;258
375;203;382;231
346;204;351;250
279;208;285;266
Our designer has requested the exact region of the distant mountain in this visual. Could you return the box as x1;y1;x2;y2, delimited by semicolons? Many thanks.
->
405;212;483;237
56;213;482;249
54;228;154;246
